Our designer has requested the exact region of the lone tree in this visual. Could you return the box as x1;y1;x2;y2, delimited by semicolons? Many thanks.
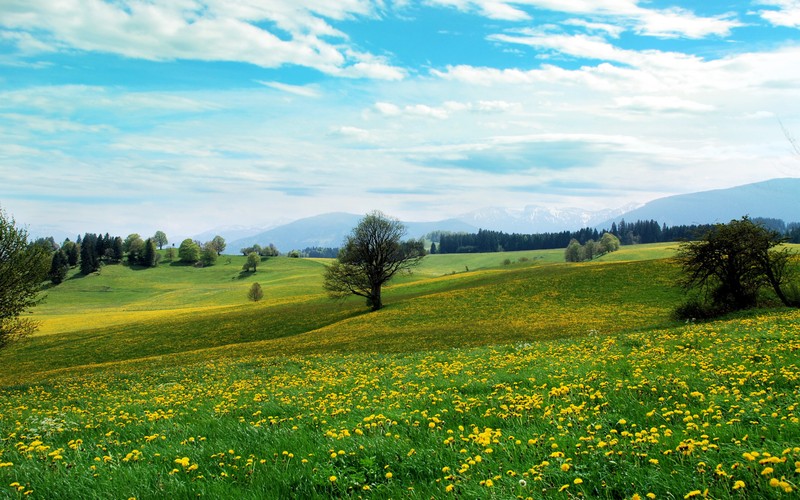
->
323;211;425;311
676;216;799;317
153;230;168;250
0;209;50;348
248;282;264;302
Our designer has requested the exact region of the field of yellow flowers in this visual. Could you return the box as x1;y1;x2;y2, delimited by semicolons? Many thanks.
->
1;307;798;498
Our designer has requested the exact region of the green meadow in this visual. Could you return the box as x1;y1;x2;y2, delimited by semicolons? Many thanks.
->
1;243;799;498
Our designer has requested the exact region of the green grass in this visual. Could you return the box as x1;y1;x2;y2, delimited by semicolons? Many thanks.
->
1;244;799;498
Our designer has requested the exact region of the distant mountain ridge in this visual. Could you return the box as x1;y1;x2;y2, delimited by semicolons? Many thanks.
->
218;178;800;253
595;177;800;229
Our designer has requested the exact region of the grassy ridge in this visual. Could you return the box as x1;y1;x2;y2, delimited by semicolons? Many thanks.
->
1;246;681;384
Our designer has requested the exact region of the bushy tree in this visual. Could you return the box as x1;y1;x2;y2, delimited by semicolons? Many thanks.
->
323;211;425;311
153;230;168;250
248;282;264;302
200;242;218;267
127;236;146;265
599;232;621;254
676;216;799;317
242;252;260;272
62;240;79;267
210;235;226;256
564;239;581;262
123;233;141;254
1;209;50;348
178;239;201;264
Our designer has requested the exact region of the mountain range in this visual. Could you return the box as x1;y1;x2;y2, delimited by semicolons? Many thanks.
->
223;178;800;253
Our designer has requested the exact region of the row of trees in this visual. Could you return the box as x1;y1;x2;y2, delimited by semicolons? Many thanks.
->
432;218;800;255
564;233;621;262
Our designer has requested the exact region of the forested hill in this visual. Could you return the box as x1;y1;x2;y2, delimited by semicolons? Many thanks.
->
433;217;800;254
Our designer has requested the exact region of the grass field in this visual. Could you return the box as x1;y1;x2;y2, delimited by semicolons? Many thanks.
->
1;243;799;498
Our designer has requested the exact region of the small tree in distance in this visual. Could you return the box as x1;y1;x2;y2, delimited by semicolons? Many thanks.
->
248;282;264;302
323;211;426;311
153;231;168;250
178;239;201;264
243;252;260;272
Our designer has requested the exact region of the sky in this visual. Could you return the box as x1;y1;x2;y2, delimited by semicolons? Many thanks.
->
1;0;799;241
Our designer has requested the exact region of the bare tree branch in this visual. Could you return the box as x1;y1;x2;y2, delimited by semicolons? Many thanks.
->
780;119;800;156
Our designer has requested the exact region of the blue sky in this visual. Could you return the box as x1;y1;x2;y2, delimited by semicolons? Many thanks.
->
1;0;799;240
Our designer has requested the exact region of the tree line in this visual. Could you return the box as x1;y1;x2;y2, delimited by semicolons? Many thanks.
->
432;217;800;254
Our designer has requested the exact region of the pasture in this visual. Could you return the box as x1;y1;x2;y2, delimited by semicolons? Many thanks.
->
1;243;798;498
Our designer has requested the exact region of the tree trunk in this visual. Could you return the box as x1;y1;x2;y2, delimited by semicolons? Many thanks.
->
370;285;382;311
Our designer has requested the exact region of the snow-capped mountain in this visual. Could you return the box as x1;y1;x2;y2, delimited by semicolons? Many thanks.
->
457;203;640;233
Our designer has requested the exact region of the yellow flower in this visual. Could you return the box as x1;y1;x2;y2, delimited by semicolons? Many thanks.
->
329;475;337;483
445;484;454;493
646;494;656;499
761;467;774;476
732;481;745;490
769;478;780;488
385;472;393;479
684;491;701;499
574;478;583;485
561;463;571;472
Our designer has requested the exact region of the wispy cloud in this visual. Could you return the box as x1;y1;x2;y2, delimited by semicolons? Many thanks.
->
0;0;404;79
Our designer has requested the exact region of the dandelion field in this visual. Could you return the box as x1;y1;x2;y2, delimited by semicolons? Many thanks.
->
1;245;799;498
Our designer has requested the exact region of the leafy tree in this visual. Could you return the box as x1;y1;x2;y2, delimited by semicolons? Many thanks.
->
49;249;70;284
34;236;59;253
165;247;176;261
153;230;168;250
210;235;226;256
323;211;425;311
200;242;218;267
62;240;79;267
564;239;581;262
579;239;597;261
260;244;279;257
178;239;201;264
248;282;264;302
676;217;799;317
599;232;621;254
0;209;50;348
123;234;141;254
127;236;146;265
243;252;260;272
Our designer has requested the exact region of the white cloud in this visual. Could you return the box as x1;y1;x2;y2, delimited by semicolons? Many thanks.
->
613;96;715;114
256;81;322;98
0;0;405;79
374;99;520;119
428;0;742;38
758;0;800;27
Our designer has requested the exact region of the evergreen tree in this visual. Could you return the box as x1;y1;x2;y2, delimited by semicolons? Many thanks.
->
80;233;100;275
49;250;69;284
141;238;157;268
